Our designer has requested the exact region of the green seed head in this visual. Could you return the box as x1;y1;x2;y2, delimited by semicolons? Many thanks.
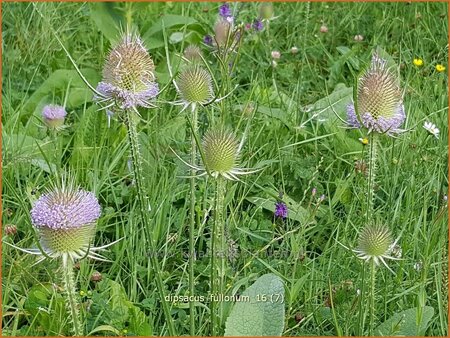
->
259;3;274;20
177;66;213;104
214;19;232;47
40;225;95;254
357;55;401;120
103;34;156;92
183;45;203;63
203;129;239;174
357;224;393;258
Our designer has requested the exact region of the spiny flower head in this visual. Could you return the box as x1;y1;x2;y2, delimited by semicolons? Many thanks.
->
31;187;100;230
347;53;405;135
30;182;101;260
203;129;239;177
183;45;203;63
214;18;233;47
95;34;159;110
42;104;67;129
174;128;260;181
354;223;399;272
259;3;274;20
177;66;214;105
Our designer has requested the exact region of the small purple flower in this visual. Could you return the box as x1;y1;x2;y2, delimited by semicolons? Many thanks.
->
219;3;232;18
203;35;213;46
311;188;317;196
253;19;264;31
275;201;288;219
319;195;326;202
42;105;67;129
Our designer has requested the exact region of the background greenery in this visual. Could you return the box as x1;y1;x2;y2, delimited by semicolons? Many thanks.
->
2;1;448;336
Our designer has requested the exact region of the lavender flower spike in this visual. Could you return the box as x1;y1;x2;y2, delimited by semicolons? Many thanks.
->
346;53;405;135
95;33;159;110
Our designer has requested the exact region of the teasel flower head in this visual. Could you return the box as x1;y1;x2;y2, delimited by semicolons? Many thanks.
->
42;104;67;130
259;3;274;20
95;33;159;110
183;45;203;63
173;128;261;180
214;18;233;47
6;180;120;267
347;53;405;135
176;66;214;107
353;223;400;274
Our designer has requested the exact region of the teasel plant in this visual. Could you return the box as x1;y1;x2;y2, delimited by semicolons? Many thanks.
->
41;104;67;173
167;39;237;334
92;31;176;335
33;9;176;334
174;126;261;335
4;176;120;336
353;223;401;335
346;52;406;221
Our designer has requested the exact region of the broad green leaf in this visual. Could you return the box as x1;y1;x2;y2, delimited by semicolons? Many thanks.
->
336;46;360;70
143;14;197;38
87;325;121;336
89;3;124;42
304;83;353;125
374;306;434;336
169;32;185;44
22;69;100;116
224;273;285;336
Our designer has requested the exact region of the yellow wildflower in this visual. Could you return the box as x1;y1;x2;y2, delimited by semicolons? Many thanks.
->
359;137;369;145
436;64;446;72
413;58;423;67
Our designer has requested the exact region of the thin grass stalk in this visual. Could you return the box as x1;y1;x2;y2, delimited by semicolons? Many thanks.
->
61;255;82;336
124;110;176;336
189;104;198;335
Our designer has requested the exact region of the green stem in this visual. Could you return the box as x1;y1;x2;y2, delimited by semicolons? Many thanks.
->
61;256;82;336
211;177;226;335
369;259;376;335
50;129;62;177
189;105;198;336
124;111;176;336
366;133;379;221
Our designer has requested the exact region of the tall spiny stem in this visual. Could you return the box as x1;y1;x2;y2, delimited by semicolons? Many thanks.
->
210;176;226;335
366;132;379;221
124;110;176;336
61;255;82;336
366;133;379;335
369;259;377;335
189;105;198;335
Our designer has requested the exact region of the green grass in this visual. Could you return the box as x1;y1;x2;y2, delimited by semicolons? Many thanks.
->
2;1;448;336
